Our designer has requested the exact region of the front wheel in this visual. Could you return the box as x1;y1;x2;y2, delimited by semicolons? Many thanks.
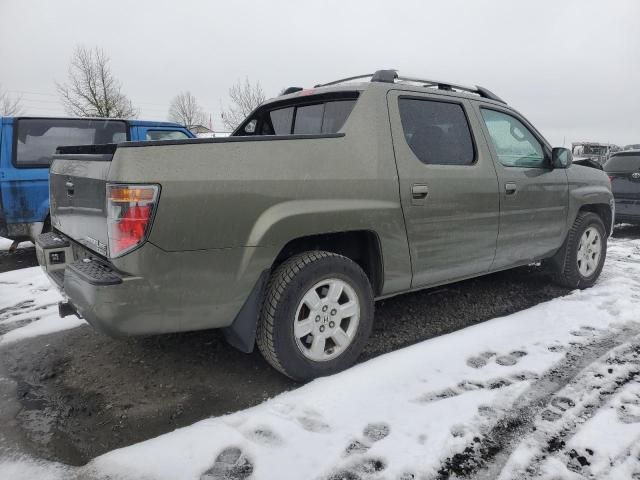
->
550;211;607;289
257;251;374;381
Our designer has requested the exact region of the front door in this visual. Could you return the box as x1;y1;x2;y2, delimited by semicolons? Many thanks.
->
388;91;501;288
474;105;569;269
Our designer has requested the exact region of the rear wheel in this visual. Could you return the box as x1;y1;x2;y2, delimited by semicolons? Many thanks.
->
550;212;607;289
257;251;374;381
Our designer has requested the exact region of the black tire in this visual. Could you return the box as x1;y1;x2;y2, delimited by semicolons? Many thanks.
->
549;211;607;289
257;251;374;381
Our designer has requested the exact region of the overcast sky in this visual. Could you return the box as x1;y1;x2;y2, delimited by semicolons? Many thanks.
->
1;0;638;145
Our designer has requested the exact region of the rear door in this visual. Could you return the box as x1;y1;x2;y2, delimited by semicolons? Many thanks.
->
388;90;500;288
474;105;569;269
605;152;640;219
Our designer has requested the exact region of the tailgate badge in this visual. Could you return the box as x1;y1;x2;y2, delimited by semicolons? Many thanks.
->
632;172;640;179
85;236;108;255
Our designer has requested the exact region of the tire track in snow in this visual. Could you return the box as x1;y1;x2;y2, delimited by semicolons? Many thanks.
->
435;324;640;479
498;339;640;479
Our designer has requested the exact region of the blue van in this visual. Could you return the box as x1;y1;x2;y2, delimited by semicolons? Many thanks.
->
0;117;194;243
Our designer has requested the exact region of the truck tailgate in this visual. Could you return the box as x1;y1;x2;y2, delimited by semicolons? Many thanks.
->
49;149;114;256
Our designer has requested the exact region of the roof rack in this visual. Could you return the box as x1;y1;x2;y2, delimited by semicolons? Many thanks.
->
306;69;507;104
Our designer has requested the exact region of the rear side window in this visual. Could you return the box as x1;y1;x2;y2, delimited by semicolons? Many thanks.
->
604;154;640;172
398;98;475;165
14;118;127;167
145;130;189;141
242;97;357;136
480;109;546;168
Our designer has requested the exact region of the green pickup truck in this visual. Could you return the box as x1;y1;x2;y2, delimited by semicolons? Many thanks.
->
36;70;613;380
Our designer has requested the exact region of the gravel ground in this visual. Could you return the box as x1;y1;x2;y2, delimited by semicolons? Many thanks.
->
0;223;637;467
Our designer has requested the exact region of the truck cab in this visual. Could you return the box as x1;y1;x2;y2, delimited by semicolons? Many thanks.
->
0;117;194;242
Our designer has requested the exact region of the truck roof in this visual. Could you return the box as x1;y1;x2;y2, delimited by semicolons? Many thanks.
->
270;69;508;108
0;116;186;128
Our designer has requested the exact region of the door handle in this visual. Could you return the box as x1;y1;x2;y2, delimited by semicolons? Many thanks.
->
411;184;429;199
505;182;517;196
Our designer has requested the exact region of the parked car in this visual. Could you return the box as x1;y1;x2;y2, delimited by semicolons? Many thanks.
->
36;70;613;381
604;150;640;224
0;116;194;243
571;142;620;165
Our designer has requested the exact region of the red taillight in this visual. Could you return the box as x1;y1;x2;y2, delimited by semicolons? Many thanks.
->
608;175;615;182
107;184;159;257
116;205;152;252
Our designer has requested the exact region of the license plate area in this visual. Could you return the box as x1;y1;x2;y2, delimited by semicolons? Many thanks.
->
49;251;66;264
35;232;76;277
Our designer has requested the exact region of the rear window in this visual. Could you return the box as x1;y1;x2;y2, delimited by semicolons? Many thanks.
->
145;130;189;141
237;95;358;136
293;104;324;134
604;154;640;172
268;107;295;135
14;118;127;167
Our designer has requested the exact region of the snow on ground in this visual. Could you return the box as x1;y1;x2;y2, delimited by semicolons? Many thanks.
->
0;267;84;345
0;238;639;479
0;237;33;251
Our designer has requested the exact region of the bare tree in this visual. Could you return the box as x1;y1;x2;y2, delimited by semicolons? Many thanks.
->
0;84;22;116
220;78;266;130
57;46;137;118
168;91;206;127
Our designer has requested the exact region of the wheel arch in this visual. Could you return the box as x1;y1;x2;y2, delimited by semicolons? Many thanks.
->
222;230;384;355
577;203;613;237
271;230;384;297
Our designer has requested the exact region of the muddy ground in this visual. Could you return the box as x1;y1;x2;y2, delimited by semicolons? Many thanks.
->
0;246;38;274
0;223;638;468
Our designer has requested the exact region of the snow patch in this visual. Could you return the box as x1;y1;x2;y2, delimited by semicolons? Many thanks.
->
0;267;85;345
0;239;639;479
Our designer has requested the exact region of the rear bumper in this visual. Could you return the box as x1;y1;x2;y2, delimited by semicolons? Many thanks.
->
614;198;640;224
36;231;271;337
35;232;144;336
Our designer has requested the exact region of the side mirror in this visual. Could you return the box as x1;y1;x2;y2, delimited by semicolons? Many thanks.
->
552;147;572;169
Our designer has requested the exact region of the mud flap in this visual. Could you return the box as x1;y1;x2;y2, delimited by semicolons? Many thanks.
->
222;271;269;354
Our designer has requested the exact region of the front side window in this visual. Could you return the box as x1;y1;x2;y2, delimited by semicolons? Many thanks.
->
145;130;189;141
14;118;127;167
398;98;475;165
481;109;546;168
